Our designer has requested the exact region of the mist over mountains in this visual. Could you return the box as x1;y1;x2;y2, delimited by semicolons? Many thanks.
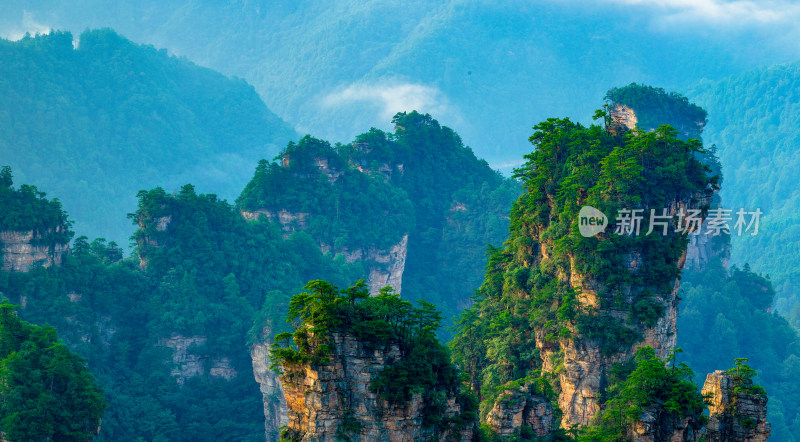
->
5;0;800;318
3;2;800;440
4;0;800;170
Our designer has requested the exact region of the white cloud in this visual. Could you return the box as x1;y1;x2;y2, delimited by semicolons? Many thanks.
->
322;81;452;121
1;11;51;41
604;0;800;25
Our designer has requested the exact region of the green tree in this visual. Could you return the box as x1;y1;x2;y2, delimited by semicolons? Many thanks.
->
0;301;105;441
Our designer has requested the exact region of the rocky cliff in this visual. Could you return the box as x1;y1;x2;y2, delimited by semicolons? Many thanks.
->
280;332;473;441
485;387;555;437
250;325;289;440
158;335;237;386
242;207;409;295
702;370;771;442
449;93;726;440
1;229;69;272
539;200;705;427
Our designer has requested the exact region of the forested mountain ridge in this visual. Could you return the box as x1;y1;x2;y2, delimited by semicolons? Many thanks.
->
0;301;106;441
687;62;800;323
0;110;518;440
603;83;800;440
239;111;520;329
0;169;369;440
0;29;296;245
0;166;72;271
6;0;797;175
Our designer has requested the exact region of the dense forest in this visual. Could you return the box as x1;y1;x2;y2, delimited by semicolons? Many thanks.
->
0;301;105;440
606;84;800;440
238;111;519;335
688;62;800;324
2;78;800;440
11;0;796;174
0;171;367;440
0;30;296;244
0;110;517;439
450;103;714;430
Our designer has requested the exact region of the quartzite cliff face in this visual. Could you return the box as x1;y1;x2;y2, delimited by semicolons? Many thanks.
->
1;229;69;272
702;370;771;442
280;332;473;441
538;199;705;428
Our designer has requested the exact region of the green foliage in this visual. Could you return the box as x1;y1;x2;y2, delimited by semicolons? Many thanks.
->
2;181;365;441
387;112;518;332
452;108;715;405
271;280;475;435
678;255;799;441
606;83;708;139
237;135;414;251
0;300;105;441
270;281;445;368
0;166;73;246
0;30;295;244
728;358;768;397
579;347;704;440
239;111;520;339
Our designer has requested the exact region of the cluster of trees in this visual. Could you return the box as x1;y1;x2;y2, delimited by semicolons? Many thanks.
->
580;347;706;441
604;82;800;440
605;83;708;140
451;108;716;415
0;300;105;441
237;135;414;251
0;166;72;246
239;111;520;336
270;280;475;438
0;30;295;244
1;180;368;440
385;112;519;332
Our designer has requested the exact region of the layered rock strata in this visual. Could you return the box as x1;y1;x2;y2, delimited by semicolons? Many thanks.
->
280;332;473;441
1;229;69;272
702;370;770;442
486;387;555;437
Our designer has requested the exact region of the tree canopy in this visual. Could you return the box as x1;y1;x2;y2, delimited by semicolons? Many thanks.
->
0;300;105;441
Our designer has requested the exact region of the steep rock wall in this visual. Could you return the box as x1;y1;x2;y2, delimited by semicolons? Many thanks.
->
280;332;473;441
486;388;555;437
250;325;289;441
538;202;703;427
242;209;408;295
702;370;770;442
158;335;237;386
1;230;69;272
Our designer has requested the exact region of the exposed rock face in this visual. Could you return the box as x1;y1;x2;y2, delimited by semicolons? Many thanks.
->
486;387;555;437
320;235;407;294
281;332;473;441
159;335;237;385
364;234;408;294
627;405;703;442
243;208;409;295
610;104;638;133
1;230;69;272
540;202;704;428
702;370;770;442
240;209;309;236
250;326;289;441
